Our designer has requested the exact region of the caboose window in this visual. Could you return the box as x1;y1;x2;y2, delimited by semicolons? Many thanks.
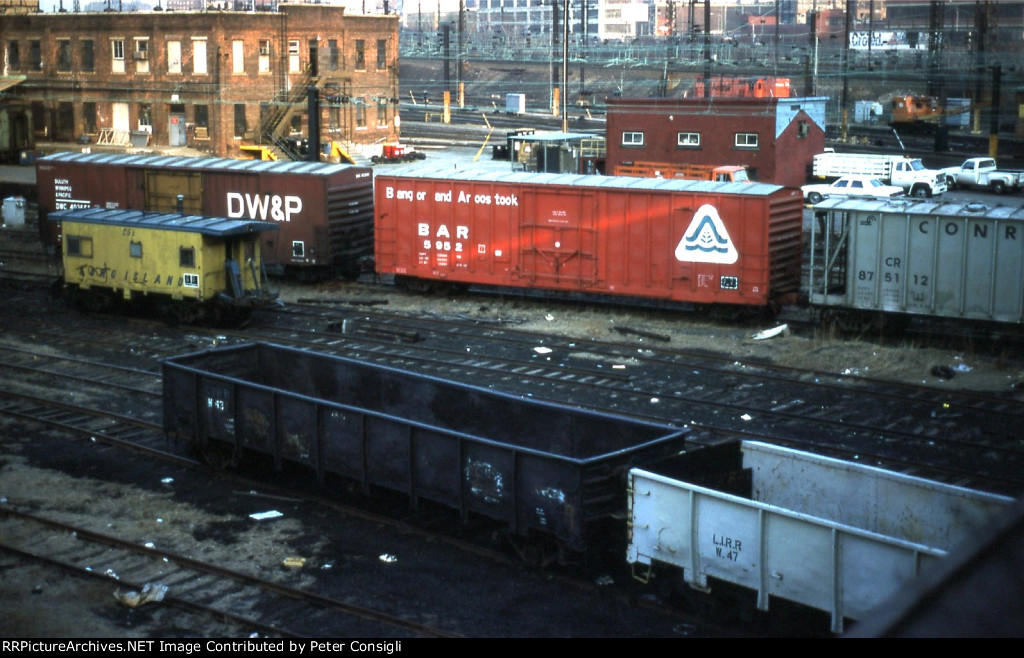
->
130;241;142;258
183;273;199;288
622;131;644;147
180;247;195;267
66;235;92;258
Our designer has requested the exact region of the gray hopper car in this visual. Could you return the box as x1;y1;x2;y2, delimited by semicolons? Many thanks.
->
808;197;1024;327
162;342;688;551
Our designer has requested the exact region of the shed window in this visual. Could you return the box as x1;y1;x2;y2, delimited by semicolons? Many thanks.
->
66;235;93;258
129;241;142;258
180;247;195;267
677;132;700;147
622;131;644;146
735;132;759;148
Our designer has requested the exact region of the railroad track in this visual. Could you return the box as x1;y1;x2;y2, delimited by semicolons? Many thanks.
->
3;282;1023;498
0;503;462;638
0;309;742;637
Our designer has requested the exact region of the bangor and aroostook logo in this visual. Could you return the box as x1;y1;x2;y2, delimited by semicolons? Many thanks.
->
674;204;738;264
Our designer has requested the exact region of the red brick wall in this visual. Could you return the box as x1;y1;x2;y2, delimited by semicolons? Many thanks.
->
0;7;399;158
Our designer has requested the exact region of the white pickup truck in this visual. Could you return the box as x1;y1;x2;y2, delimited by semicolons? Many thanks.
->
811;152;946;198
941;157;1024;194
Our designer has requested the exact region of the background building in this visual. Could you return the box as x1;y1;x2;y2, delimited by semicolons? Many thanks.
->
0;4;400;159
605;95;827;187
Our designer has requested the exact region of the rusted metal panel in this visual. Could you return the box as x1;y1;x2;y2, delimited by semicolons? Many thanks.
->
163;342;688;551
375;166;804;308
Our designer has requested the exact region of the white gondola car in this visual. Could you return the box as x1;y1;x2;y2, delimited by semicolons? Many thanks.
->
626;441;1012;634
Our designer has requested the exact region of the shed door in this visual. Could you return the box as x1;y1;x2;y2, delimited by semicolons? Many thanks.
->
518;190;597;287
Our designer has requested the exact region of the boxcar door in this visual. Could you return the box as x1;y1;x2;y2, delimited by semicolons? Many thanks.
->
144;170;203;215
517;188;597;288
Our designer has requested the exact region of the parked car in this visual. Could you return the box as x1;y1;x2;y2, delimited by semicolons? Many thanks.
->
801;175;907;204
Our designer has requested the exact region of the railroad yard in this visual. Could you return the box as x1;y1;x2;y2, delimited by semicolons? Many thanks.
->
2;198;1024;637
3;132;1024;637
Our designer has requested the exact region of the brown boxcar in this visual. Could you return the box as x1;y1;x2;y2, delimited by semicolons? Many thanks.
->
374;166;804;310
36;152;374;279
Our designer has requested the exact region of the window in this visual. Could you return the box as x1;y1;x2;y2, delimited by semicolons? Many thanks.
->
167;40;181;74
377;98;388;127
130;241;142;258
81;39;94;72
622;131;644;146
677;132;700;147
376;39;387;70
180;247;195;268
292;241;305;258
139;104;151;131
328;40;338;70
29;40;41;70
192;39;207;75
66;236;93;258
183;273;199;288
57;40;71;71
258;40;271;74
232;40;244;74
195;105;209;130
735;132;758;148
354;40;365;70
7;41;19;70
82;102;97;134
288;40;300;73
111;39;125;74
355;98;366;128
56;102;74;140
234;104;247;138
797;121;809;138
134;38;149;74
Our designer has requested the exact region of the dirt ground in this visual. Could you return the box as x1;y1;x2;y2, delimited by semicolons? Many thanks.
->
287;279;1024;396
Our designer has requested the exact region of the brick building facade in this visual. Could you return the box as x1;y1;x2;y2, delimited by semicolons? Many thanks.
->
605;96;827;188
0;5;399;159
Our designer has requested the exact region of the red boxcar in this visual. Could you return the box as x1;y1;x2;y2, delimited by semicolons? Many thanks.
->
374;167;804;310
36;152;374;279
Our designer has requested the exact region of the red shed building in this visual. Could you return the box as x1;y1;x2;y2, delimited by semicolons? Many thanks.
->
605;97;827;188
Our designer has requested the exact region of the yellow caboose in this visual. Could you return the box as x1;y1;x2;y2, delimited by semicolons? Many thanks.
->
51;207;280;324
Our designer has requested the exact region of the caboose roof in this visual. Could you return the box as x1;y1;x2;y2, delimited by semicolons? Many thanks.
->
50;207;280;236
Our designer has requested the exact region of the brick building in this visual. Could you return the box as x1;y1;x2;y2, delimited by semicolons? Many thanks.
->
0;4;399;159
605;96;827;188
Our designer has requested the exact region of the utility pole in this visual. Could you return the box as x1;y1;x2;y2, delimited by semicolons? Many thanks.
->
561;0;569;132
929;0;947;152
841;0;854;140
702;0;710;98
